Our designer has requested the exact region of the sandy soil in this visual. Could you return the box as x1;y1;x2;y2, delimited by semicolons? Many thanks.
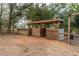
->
0;34;79;56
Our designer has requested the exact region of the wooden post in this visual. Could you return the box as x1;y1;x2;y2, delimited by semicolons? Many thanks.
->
28;24;30;28
68;16;71;44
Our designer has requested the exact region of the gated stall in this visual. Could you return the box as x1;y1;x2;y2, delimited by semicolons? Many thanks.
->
28;18;66;41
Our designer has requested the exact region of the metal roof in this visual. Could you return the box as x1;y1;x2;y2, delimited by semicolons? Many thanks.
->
28;18;64;24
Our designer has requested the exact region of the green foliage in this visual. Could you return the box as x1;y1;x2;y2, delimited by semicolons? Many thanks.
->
74;15;79;28
26;4;52;21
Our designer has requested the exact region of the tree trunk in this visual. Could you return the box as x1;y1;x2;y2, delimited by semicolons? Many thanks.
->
8;4;14;30
78;26;79;35
0;4;3;29
8;19;12;30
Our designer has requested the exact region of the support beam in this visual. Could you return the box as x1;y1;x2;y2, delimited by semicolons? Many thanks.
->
71;13;79;16
68;16;71;44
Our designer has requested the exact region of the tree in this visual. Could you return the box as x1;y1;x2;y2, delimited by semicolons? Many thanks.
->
8;3;16;29
26;3;51;21
74;15;79;34
69;3;79;34
8;3;33;30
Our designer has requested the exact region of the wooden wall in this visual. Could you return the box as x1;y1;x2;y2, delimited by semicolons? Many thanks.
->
32;28;46;37
17;29;28;35
46;29;58;40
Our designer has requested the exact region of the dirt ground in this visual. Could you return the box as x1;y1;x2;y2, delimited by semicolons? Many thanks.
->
0;34;79;56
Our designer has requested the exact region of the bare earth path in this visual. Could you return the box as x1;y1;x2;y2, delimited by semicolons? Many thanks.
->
0;35;79;56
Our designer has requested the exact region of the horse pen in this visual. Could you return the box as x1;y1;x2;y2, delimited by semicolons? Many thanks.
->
0;18;79;56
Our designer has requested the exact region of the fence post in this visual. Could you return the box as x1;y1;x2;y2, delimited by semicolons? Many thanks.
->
68;16;71;44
